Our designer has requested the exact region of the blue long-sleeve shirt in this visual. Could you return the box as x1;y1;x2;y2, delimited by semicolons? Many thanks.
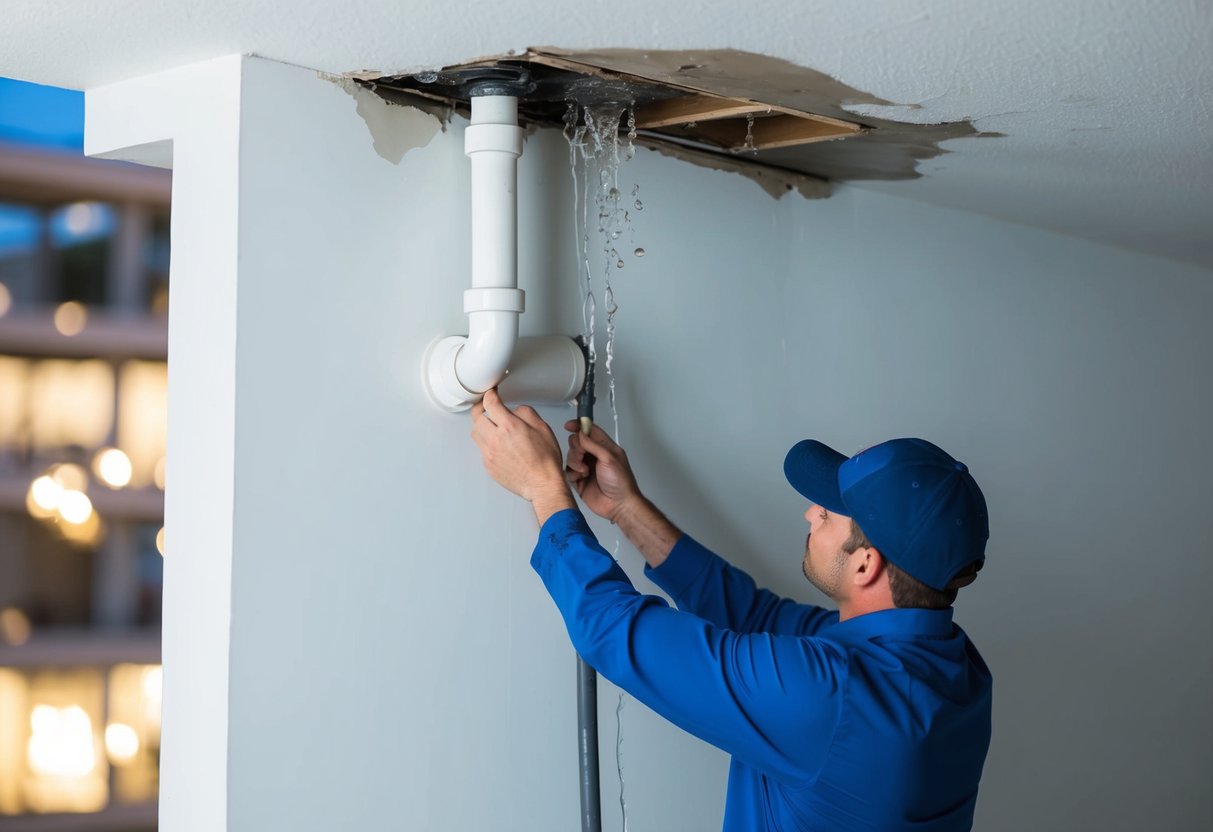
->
531;509;992;831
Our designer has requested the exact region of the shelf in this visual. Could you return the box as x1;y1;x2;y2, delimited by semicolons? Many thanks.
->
0;802;158;831
0;309;166;361
0;475;164;523
0;628;161;668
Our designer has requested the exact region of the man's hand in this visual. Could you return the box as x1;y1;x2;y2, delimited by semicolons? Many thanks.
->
563;421;643;523
563;421;682;568
471;389;576;524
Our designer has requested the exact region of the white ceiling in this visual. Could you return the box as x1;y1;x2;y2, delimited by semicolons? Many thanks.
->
3;0;1210;268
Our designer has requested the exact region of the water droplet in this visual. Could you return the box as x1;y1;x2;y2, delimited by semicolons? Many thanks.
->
610;230;621;239
414;72;439;84
608;187;620;200
616;259;625;269
634;200;643;210
631;184;639;196
743;112;756;152
634;247;645;257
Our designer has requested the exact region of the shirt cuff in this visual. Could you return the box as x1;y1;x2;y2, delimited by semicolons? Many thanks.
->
530;507;593;573
644;534;718;600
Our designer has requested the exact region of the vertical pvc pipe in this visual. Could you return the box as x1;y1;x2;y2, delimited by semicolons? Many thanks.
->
456;95;526;392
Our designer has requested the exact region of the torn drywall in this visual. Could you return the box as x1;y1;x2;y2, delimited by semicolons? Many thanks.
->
323;73;444;165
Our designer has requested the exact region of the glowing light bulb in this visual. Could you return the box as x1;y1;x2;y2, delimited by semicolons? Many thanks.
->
27;704;97;776
0;607;32;646
93;447;133;488
54;301;87;336
29;475;64;511
58;490;93;525
105;723;140;764
63;202;96;235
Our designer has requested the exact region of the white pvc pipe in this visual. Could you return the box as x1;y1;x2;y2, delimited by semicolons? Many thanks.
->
497;335;586;404
421;93;587;413
456;95;525;392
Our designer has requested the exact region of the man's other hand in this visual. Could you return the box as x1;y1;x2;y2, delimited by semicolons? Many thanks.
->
563;421;643;524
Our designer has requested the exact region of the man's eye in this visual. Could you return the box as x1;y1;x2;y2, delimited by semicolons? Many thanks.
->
819;510;828;521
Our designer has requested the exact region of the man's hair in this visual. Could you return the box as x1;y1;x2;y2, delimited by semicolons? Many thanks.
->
843;520;958;609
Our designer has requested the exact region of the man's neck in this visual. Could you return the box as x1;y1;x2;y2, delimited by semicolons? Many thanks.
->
837;596;897;623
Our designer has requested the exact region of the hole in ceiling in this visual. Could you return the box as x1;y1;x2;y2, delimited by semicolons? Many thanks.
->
353;48;999;198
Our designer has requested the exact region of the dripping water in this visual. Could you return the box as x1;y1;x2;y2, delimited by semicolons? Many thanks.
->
566;98;646;832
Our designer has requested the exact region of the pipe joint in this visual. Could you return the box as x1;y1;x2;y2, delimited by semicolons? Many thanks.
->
464;287;525;314
464;123;524;157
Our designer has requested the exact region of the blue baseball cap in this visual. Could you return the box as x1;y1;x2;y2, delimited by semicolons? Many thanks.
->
783;438;988;591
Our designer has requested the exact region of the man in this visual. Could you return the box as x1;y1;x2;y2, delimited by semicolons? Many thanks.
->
470;388;992;831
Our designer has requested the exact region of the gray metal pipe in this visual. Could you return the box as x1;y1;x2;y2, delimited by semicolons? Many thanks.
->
577;655;602;832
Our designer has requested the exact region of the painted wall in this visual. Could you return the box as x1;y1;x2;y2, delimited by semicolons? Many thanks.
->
96;57;1211;831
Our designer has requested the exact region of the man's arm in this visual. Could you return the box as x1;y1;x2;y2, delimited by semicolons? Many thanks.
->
533;509;840;783
468;391;832;636
564;421;834;636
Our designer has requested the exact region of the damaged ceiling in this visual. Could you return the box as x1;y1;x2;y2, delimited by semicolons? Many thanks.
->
1;0;1210;268
360;48;997;200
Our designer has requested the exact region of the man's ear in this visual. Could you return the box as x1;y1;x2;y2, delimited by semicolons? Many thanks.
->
852;547;885;588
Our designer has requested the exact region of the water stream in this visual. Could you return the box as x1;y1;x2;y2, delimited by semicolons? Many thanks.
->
565;99;642;832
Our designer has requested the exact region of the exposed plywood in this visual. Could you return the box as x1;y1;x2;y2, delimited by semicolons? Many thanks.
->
633;94;770;128
521;50;862;151
667;113;857;151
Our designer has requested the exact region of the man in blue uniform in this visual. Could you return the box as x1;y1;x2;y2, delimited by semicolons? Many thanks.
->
470;389;992;831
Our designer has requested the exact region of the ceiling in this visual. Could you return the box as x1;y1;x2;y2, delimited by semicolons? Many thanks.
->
3;0;1210;268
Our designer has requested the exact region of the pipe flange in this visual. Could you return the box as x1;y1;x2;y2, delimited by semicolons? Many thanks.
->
421;336;478;413
411;66;536;99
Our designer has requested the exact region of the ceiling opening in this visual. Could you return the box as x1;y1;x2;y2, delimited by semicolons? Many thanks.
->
354;48;993;198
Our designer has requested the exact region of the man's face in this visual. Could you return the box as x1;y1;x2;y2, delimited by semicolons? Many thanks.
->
802;503;854;601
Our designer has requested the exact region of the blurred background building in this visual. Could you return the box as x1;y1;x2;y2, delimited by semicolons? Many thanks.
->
1;77;167;831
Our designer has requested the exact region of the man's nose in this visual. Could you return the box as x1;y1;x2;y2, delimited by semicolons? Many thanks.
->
804;504;818;523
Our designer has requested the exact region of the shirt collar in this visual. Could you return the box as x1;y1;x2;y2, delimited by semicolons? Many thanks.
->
822;607;955;640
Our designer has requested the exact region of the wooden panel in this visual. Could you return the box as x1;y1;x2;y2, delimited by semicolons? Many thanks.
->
681;114;857;151
634;94;767;128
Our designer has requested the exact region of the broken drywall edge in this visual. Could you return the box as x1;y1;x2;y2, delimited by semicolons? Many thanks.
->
638;138;831;200
321;72;445;164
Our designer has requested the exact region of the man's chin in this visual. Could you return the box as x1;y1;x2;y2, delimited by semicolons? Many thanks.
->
803;566;838;601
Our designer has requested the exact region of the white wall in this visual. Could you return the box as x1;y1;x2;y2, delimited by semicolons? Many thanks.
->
93;56;1212;831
